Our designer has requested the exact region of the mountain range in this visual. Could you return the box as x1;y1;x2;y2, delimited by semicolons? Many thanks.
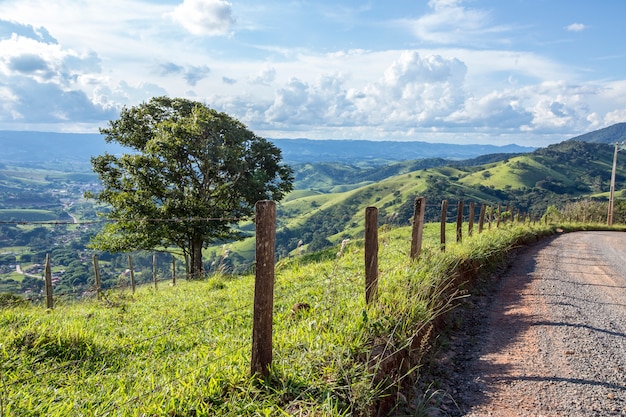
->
0;130;536;166
2;123;625;166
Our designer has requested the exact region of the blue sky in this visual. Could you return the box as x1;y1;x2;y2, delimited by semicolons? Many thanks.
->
0;0;625;146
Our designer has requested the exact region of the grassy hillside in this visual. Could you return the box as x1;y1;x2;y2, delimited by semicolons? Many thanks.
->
203;140;626;273
2;219;575;416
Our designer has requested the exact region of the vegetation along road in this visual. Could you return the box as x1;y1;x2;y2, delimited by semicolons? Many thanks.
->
430;231;626;416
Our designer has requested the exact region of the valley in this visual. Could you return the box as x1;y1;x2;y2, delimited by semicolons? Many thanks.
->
0;125;625;299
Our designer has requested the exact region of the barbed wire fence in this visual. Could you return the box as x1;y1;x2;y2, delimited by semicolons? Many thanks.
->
0;197;591;414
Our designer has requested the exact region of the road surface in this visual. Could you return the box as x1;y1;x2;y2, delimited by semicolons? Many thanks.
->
428;231;626;416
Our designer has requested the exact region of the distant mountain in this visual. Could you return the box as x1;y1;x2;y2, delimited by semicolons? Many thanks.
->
0;131;125;167
0;130;534;167
269;138;534;164
569;122;626;144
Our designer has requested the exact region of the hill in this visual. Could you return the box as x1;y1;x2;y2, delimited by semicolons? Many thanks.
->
569;122;626;144
1;123;626;277
208;139;625;268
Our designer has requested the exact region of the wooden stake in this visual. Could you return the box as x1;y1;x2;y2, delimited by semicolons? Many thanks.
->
440;200;448;252
365;206;379;304
128;255;136;294
478;203;486;234
410;197;426;260
496;203;502;228
153;253;157;290
251;200;276;378
456;200;464;243
92;254;102;300
44;254;53;309
172;255;176;286
468;202;475;237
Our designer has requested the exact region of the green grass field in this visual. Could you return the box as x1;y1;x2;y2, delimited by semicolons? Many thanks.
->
0;220;577;416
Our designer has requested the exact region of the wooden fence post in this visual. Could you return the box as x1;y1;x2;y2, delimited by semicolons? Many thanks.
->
251;200;276;378
440;200;448;252
172;255;176;286
92;254;102;300
365;206;379;304
468;202;475;237
496;203;502;228
478;203;486;234
128;255;136;294
410;197;426;260
153;253;158;290
44;253;53;309
456;200;463;243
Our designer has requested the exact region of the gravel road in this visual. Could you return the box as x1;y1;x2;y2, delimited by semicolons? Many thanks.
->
422;231;626;417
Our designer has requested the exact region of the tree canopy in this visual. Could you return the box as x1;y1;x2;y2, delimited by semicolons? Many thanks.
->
88;97;293;278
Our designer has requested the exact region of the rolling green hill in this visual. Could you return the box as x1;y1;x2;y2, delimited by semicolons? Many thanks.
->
569;122;626;144
210;139;625;272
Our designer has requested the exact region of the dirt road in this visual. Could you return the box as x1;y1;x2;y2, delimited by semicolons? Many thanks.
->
429;231;626;416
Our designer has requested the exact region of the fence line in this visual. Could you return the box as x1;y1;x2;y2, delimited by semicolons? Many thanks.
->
4;197;549;310
2;196;589;413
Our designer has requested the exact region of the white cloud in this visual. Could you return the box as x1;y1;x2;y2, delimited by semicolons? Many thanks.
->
407;0;507;45
0;2;624;145
353;51;467;126
447;90;533;128
92;81;168;109
566;23;586;32
0;25;127;127
250;66;276;85
171;0;235;36
260;51;467;131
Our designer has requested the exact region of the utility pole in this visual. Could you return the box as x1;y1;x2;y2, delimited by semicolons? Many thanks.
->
607;142;626;226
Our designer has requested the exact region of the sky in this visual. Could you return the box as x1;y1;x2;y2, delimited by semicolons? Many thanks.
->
1;0;625;147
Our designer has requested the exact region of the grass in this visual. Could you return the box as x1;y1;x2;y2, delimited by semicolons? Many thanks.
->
1;220;617;416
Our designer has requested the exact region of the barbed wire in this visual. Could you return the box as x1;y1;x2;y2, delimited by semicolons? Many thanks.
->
0;216;247;226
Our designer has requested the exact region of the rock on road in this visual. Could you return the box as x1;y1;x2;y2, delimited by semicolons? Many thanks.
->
432;231;626;417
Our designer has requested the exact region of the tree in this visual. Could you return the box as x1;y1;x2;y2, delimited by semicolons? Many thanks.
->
88;97;293;278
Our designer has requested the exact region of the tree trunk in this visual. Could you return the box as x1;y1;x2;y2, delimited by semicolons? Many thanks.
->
190;238;204;279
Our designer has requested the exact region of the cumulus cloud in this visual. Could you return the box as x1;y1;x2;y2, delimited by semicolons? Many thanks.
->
0;19;57;44
442;80;604;134
566;23;586;32
250;66;276;85
262;51;467;130
171;0;235;36
265;73;356;126
0;20;117;126
222;76;237;85
9;53;50;75
447;90;533;128
92;81;168;110
357;51;467;125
